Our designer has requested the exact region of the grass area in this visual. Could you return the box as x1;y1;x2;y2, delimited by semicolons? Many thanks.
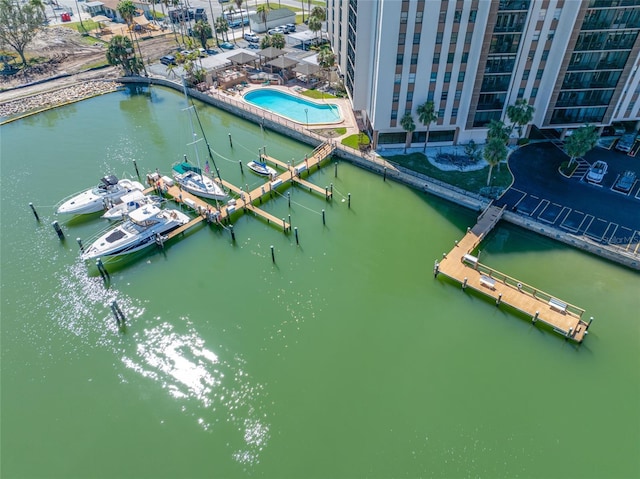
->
83;59;110;69
382;151;513;195
342;133;370;149
63;20;100;35
301;89;336;100
334;127;347;135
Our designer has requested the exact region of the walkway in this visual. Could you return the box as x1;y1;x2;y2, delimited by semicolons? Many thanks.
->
435;204;592;343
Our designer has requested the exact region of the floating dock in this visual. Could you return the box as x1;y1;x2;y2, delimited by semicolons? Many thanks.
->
435;205;592;342
146;141;336;239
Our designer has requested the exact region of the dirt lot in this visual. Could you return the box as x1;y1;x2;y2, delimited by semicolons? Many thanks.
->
0;26;177;103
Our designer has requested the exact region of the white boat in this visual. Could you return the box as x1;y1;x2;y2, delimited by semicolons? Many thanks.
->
171;159;227;200
101;191;163;220
57;176;144;215
81;205;190;261
171;80;228;201
247;160;277;178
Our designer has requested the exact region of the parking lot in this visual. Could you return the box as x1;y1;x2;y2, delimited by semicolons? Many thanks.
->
495;141;640;253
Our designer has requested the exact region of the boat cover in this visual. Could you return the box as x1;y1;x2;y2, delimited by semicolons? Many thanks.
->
172;162;202;175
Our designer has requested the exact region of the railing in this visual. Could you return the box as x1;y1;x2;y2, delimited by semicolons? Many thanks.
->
472;261;586;319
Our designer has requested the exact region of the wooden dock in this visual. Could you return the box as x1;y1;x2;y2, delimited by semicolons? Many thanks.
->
146;141;336;238
435;205;592;343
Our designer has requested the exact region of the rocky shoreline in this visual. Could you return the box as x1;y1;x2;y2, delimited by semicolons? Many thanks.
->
0;80;120;120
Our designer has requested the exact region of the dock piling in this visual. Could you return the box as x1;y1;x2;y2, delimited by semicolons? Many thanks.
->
239;160;244;174
270;245;275;263
334;162;338;177
133;160;140;179
496;293;502;306
228;133;233;148
111;300;125;327
288;192;291;207
532;311;539;324
52;221;64;240
230;224;235;242
294;227;299;245
76;237;84;253
96;258;110;283
462;277;467;289
348;193;351;208
383;167;387;182
29;202;40;222
433;260;439;277
322;209;325;225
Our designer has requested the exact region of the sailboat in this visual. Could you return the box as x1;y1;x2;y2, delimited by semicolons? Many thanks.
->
171;80;227;201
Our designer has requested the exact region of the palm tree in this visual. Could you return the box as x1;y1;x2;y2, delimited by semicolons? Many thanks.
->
307;15;321;42
400;112;416;153
106;34;142;76
416;101;437;153
483;136;507;186
506;98;535;140
317;46;335;82
117;0;137;35
300;0;305;23
234;0;245;39
256;3;269;33
214;15;228;44
310;6;326;21
487;119;509;145
270;32;285;49
192;19;211;50
565;125;599;169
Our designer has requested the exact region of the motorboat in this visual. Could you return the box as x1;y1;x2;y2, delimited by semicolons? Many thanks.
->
57;176;144;215
101;191;164;220
247;160;277;178
81;205;190;260
172;160;228;200
586;160;608;184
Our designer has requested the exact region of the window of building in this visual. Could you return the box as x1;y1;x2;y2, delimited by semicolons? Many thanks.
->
433;53;440;63
416;11;423;23
395;73;402;84
531;87;538;97
393;92;400;101
396;54;404;65
542;50;549;61
407;91;413;102
458;71;465;82
447;52;455;63
536;69;543;80
399;33;406;45
461;52;469;63
452;108;458;117
411;53;418;65
391;109;398;120
436;32;443;44
465;31;473;44
454;10;461;22
438;109;445;118
400;11;408;24
430;72;437;82
408;73;416;83
522;69;530;80
455;90;462;100
451;32;458;43
469;10;477;22
413;33;421;44
439;11;446;23
442;91;448;101
518;88;525;97
444;72;451;82
532;31;540;41
427;91;434;101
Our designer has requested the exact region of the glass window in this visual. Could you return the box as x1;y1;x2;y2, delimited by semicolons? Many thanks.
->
416;11;423;23
430;72;437;82
454;10;461;22
461;52;469;63
413;33;421;44
400;11;408;24
442;91;448;101
393;92;400;101
433;53;440;64
407;91;413;101
447;52;455;63
399;33;406;45
536;69;543;80
454;90;462;100
522;69;530;80
458;71;465;82
451;32;458;43
427;91;434;101
465;31;473;44
452;108;458;117
408;73;416;83
469;10;477;22
391;109;398;120
395;73;402;84
518;88;525;97
542;50;549;61
396;54;404;65
531;87;538;97
411;53;418;65
436;32;443;44
444;72;451;82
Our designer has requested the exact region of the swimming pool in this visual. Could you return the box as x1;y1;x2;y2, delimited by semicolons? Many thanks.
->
243;89;342;125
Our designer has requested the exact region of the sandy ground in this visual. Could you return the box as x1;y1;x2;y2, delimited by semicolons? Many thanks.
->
0;26;177;105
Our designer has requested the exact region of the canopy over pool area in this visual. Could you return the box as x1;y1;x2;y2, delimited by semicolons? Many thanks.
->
243;89;342;125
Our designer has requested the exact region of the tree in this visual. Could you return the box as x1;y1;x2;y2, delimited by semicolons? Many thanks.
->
487;119;509;144
400;112;416;154
234;0;245;38
307;15;322;41
310;6;326;21
317;46;335;82
117;0;137;32
192;20;212;50
416;101;437;153
565;125;599;168
483;136;507;186
215;16;229;44
106;34;143;76
256;3;269;32
464;140;481;163
506;98;535;139
270;32;285;49
260;35;271;49
0;0;46;66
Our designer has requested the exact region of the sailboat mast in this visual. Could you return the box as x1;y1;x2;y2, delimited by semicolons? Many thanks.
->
181;78;205;183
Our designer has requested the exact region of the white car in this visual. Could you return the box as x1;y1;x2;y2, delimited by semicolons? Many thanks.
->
244;33;259;43
586;160;608;184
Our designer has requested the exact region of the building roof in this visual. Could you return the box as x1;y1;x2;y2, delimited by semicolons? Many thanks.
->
266;56;298;70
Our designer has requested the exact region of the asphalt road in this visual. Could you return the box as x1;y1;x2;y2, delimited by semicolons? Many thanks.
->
495;141;640;249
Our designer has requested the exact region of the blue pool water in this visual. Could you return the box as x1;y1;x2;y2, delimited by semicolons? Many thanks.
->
243;89;342;124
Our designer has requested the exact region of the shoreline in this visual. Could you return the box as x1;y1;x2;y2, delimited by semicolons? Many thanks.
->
4;75;638;271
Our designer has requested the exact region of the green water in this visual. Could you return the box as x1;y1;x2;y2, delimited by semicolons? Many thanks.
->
1;86;639;478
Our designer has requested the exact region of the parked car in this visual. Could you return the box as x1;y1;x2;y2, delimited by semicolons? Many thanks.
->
197;48;207;57
220;42;235;50
244;32;259;43
285;23;296;33
616;132;638;153
247;43;260;49
586;160;608;184
268;27;284;35
613;170;637;193
277;25;291;33
160;55;176;65
610;122;626;135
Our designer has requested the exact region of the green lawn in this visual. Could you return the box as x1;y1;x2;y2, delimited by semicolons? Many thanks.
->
382;151;513;195
301;89;336;100
342;133;369;149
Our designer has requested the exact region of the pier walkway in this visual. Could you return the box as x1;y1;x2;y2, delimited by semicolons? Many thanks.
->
147;141;336;238
435;205;592;343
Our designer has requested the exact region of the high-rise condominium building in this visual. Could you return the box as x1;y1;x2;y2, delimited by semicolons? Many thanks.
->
326;0;640;147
